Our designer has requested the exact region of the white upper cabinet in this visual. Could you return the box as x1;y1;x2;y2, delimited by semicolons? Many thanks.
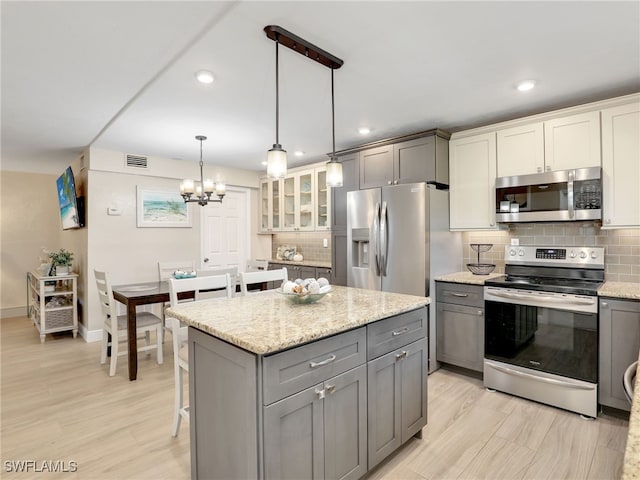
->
282;169;315;232
496;122;544;177
497;112;601;178
544;111;601;171
259;178;282;233
601;102;640;229
314;167;331;230
449;132;497;231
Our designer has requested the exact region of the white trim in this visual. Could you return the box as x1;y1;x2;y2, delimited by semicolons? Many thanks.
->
451;92;640;140
78;323;103;343
1;306;28;319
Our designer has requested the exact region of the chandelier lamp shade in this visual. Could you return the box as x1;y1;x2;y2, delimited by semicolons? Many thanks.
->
179;135;226;206
263;25;344;185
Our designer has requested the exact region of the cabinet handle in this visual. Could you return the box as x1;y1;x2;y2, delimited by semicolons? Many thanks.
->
450;292;468;297
477;310;483;315
387;181;392;185
537;167;542;173
309;354;336;368
395;350;408;360
315;388;326;399
325;384;336;395
601;302;608;308
605;219;611;224
392;327;409;336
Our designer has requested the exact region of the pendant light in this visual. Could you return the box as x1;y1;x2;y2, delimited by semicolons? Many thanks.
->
266;34;287;179
264;26;344;183
325;68;343;187
180;135;225;206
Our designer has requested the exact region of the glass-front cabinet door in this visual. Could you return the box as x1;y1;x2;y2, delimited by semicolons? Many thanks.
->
282;175;296;230
315;167;331;230
298;170;314;231
259;178;282;232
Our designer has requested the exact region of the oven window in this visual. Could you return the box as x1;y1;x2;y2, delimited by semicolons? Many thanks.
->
485;301;597;383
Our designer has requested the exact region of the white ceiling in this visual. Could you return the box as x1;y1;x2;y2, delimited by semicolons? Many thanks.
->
2;1;639;175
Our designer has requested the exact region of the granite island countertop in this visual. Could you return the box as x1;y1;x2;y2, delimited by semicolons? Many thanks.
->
166;285;429;355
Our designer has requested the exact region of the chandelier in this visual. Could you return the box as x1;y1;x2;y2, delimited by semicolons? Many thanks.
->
179;135;225;206
264;26;344;186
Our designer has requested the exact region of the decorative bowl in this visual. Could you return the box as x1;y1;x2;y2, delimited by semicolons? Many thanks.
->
277;287;332;304
173;272;196;279
466;263;496;275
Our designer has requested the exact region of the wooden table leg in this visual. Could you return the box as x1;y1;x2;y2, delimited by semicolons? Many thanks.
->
127;303;138;381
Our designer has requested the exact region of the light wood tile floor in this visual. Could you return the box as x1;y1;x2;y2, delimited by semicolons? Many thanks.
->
1;316;629;479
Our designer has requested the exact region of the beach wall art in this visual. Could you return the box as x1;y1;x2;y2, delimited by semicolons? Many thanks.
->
136;186;192;228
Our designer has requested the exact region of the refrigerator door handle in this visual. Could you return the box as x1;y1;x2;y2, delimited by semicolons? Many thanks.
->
373;202;381;276
380;201;388;276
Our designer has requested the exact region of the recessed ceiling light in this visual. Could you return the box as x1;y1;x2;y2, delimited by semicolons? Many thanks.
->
517;80;536;92
261;160;268;166
358;127;371;135
195;70;215;84
294;151;305;157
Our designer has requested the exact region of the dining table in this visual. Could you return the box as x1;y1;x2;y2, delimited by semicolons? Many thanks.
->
112;281;194;381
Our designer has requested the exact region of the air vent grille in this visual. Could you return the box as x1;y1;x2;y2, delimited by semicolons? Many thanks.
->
125;154;148;169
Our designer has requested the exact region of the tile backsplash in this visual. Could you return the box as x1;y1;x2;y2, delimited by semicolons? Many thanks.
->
462;224;640;283
272;232;332;263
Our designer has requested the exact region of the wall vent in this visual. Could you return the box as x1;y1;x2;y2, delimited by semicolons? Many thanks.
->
125;154;148;169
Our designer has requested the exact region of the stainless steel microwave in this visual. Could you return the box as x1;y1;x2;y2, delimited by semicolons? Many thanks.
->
495;167;601;223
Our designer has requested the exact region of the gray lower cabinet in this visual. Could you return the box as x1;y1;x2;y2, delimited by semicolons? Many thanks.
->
264;365;367;480
599;297;640;411
435;282;484;372
367;338;428;469
366;309;428;470
189;307;428;479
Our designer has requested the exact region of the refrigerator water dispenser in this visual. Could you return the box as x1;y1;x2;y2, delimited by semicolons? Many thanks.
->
351;228;370;267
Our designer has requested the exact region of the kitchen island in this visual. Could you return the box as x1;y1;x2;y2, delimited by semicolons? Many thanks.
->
167;285;429;480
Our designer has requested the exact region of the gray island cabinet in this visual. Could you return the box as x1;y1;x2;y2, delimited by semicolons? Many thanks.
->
166;285;429;480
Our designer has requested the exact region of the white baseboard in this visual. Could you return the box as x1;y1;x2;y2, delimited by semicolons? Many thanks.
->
78;323;103;343
1;306;28;319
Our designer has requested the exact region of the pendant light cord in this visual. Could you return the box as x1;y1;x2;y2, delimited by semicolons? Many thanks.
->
275;37;280;146
331;68;336;159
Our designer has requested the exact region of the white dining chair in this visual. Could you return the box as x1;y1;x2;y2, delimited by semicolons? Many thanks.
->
239;267;288;296
166;273;233;437
157;260;196;340
94;269;163;377
197;266;239;297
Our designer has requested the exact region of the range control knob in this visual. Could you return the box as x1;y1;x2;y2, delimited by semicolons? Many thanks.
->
569;251;577;258
509;248;516;257
591;251;599;259
579;251;588;259
518;249;525;256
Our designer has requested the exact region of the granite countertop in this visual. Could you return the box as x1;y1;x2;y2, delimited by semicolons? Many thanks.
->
434;271;504;285
599;281;640;301
166;285;429;355
623;350;640;480
269;259;333;269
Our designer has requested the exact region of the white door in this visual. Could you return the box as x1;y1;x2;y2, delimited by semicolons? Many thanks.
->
200;187;249;271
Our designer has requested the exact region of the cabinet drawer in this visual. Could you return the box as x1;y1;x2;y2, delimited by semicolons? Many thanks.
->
263;327;366;405
436;282;484;308
367;308;427;360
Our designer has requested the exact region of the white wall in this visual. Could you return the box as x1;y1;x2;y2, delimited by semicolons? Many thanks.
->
82;148;270;338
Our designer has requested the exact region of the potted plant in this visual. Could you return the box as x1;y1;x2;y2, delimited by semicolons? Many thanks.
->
49;248;74;276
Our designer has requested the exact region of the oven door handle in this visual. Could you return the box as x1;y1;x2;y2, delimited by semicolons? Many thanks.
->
486;290;595;306
486;362;596;391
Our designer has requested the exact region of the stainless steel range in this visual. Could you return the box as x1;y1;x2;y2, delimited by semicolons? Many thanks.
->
483;245;605;418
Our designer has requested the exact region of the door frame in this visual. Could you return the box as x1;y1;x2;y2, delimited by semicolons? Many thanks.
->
199;186;251;270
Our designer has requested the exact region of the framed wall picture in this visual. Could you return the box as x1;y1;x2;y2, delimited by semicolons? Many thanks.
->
136;187;192;228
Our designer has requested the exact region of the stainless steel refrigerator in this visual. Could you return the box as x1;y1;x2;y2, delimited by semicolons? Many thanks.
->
347;182;461;373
